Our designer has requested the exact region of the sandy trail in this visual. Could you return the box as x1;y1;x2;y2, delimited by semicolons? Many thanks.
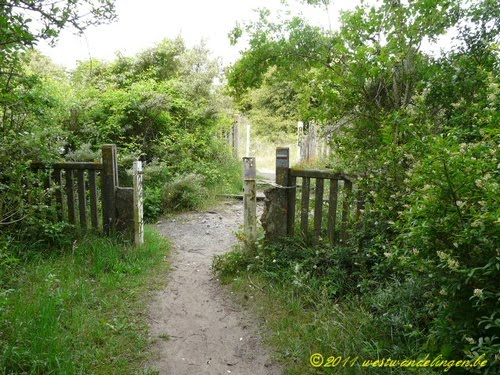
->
147;200;281;375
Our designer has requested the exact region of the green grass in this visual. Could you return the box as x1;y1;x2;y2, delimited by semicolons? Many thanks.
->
213;246;433;375
0;226;170;375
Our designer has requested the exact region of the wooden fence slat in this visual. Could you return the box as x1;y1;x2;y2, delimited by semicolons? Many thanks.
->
52;169;64;221
65;170;76;224
314;178;324;240
300;177;310;236
28;145;141;237
341;180;353;243
102;145;118;235
88;170;99;230
287;175;297;236
77;170;87;229
328;179;339;243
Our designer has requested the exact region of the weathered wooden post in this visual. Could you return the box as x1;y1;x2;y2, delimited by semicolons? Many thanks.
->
243;157;256;252
133;161;144;246
276;147;291;236
261;148;290;242
276;147;289;187
102;144;118;235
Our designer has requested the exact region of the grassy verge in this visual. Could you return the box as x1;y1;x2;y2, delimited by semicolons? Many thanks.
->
213;241;434;375
0;226;170;374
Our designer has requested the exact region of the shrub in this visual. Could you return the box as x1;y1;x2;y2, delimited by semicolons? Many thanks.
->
393;136;499;368
162;173;209;212
212;249;250;280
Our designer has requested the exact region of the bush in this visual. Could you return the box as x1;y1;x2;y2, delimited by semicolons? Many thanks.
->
393;136;499;368
140;160;171;222
212;249;250;281
162;173;209;212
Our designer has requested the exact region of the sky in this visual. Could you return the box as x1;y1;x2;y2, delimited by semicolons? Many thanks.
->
37;0;363;69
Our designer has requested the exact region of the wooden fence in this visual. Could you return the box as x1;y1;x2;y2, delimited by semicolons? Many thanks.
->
31;144;144;244
261;147;363;244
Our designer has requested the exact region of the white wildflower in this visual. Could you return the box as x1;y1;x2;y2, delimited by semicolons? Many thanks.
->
465;336;476;345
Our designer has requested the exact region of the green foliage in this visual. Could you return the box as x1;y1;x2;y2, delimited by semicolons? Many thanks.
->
0;227;170;374
228;0;499;369
214;242;430;374
0;0;115;64
162;173;209;212
139;139;241;221
237;69;301;141
393;135;499;364
2;36;241;228
65;38;241;220
1;50;75;249
0;3;242;373
212;249;250;281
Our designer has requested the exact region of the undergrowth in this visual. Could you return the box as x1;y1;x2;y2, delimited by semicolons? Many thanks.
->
213;237;493;374
0;226;170;374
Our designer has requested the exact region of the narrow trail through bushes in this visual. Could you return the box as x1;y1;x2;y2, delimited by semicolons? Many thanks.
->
148;200;281;375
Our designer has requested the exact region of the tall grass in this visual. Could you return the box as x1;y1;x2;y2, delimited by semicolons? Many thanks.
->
0;227;170;374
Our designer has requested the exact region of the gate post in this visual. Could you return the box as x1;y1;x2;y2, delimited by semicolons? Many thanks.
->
276;147;291;235
102;144;118;235
261;148;290;242
276;147;289;186
133;161;144;246
243;157;256;252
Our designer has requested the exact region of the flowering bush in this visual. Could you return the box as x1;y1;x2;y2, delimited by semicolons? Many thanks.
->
394;136;499;367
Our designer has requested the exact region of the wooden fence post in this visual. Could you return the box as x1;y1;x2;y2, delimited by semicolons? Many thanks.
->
276;147;289;186
133;161;144;246
276;147;292;236
243;157;256;252
102;144;118;235
261;148;290;242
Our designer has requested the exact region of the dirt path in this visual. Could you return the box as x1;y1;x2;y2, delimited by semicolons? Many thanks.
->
147;200;282;375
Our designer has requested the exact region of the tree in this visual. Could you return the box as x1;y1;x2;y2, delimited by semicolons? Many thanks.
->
236;68;301;141
227;0;499;367
0;0;116;233
0;0;115;58
68;38;239;218
69;38;226;160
